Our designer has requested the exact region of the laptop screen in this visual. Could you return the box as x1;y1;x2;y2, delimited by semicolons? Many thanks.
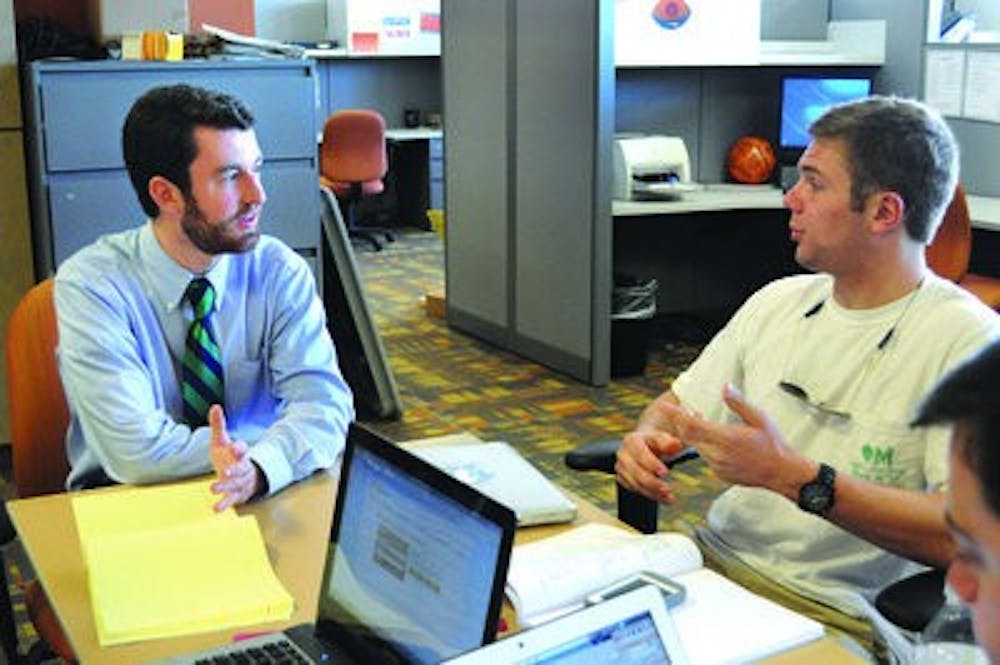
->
440;585;687;665
526;611;672;665
316;427;515;664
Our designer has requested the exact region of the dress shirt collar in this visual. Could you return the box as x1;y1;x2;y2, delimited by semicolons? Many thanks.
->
139;222;231;313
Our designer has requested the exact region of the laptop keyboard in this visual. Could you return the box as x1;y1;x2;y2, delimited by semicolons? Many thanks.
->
190;637;310;665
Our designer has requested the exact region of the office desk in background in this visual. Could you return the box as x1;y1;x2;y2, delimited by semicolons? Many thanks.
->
385;127;444;229
612;183;784;217
613;184;1000;325
613;184;796;325
615;183;1000;228
316;126;443;231
9;438;862;664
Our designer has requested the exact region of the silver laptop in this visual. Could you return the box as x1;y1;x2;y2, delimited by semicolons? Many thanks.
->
159;424;517;664
442;584;689;664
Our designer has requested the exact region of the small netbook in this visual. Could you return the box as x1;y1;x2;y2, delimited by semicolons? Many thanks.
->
413;441;578;526
158;424;517;665
442;584;689;664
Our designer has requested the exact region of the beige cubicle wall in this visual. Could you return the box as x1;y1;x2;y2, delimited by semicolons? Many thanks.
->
442;0;615;386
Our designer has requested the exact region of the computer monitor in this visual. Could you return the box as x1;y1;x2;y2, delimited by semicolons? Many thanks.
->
775;74;873;190
778;75;873;153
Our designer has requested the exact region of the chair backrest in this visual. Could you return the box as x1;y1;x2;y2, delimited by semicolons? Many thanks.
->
926;182;972;283
5;278;70;498
320;109;388;184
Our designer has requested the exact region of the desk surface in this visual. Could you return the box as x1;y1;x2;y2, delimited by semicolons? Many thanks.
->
10;441;863;664
316;126;442;144
614;183;1000;232
9;471;338;664
385;127;443;141
613;183;784;216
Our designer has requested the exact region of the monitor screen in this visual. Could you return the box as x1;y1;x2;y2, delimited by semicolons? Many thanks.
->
779;76;873;151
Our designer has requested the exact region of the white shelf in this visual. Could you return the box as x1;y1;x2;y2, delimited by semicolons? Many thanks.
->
614;187;1000;234
759;21;886;66
613;184;784;216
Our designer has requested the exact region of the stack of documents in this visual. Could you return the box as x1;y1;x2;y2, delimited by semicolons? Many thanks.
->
72;479;293;646
506;524;824;663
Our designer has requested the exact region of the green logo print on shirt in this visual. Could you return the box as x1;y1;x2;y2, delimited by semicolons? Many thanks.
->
850;443;904;484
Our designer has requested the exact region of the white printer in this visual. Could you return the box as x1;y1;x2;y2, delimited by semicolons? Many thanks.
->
612;136;697;201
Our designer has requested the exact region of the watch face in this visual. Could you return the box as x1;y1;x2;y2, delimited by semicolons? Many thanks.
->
800;482;833;514
798;463;836;515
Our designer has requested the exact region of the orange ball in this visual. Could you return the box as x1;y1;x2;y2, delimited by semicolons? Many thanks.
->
727;136;777;184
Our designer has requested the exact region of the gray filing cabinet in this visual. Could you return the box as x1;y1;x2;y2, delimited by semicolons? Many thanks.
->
22;59;320;276
429;136;443;209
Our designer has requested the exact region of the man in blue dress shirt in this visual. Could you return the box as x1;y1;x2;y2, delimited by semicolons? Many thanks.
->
54;84;354;509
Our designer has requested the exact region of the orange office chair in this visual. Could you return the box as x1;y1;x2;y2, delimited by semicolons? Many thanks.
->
2;278;76;663
320;109;394;252
927;183;1000;309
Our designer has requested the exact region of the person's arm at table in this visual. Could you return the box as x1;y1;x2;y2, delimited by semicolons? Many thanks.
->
624;383;952;568
208;404;263;511
615;389;691;506
238;246;355;496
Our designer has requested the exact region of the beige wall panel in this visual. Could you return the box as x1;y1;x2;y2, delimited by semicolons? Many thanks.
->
0;131;35;443
0;66;21;130
0;0;20;129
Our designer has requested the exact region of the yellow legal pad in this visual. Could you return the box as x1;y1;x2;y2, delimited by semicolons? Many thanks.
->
71;479;293;646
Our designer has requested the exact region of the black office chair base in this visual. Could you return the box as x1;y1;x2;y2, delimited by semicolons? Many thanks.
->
347;221;396;252
349;229;386;251
338;188;396;252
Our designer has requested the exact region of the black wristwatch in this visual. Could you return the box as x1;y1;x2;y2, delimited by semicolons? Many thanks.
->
797;463;836;516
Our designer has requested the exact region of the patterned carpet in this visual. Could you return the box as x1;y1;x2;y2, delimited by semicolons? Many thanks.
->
352;228;728;535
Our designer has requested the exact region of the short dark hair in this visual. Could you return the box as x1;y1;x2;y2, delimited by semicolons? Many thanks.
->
122;84;255;217
810;96;959;244
913;340;1000;516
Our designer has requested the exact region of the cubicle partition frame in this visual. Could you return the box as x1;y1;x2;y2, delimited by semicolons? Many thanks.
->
442;0;615;386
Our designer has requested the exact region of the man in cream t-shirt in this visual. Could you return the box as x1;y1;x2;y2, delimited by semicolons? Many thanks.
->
616;96;1000;660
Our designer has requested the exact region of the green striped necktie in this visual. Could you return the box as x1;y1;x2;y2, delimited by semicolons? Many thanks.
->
182;277;224;427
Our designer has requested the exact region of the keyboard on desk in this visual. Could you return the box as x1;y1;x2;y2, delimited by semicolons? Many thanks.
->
157;632;315;665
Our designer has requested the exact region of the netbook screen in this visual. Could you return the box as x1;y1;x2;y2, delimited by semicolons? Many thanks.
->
528;611;672;665
318;444;504;664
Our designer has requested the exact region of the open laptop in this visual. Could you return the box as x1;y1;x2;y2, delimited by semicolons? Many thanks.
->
159;424;516;664
442;584;689;664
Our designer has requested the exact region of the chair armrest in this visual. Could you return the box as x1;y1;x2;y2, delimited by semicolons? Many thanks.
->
564;440;700;534
564;439;621;473
564;440;700;475
874;568;946;632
